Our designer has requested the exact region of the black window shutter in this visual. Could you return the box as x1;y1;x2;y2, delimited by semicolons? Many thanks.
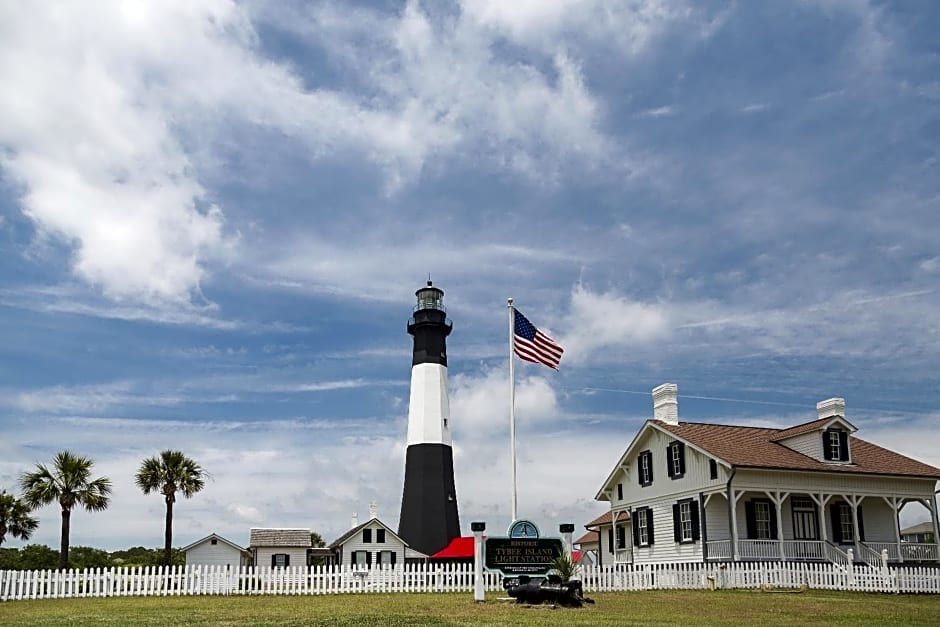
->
365;551;372;566
857;504;865;541
830;504;843;543
350;551;357;565
769;502;778;539
391;552;397;566
632;511;640;546
376;551;383;565
666;446;674;478
363;529;372;543
678;443;686;476
839;432;849;461
647;509;655;545
672;503;682;542
637;457;643;486
608;528;614;552
377;529;386;543
617;483;623;500
745;501;756;539
284;554;290;567
271;554;277;567
691;501;701;542
648;453;654;484
709;459;718;480
823;431;834;460
617;526;625;549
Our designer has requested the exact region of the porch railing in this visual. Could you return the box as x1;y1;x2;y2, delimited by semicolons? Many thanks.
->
614;548;633;564
854;542;886;570
738;539;778;560
781;540;824;561
864;542;898;561
901;543;939;561
823;542;851;569
705;539;732;560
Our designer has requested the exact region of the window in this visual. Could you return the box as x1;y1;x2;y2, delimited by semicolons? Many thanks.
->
633;507;654;547
666;441;686;479
376;528;386;543
210;538;218;546
829;502;863;543
352;551;370;566
754;502;772;539
638;450;653;487
363;529;372;543
376;550;396;565
272;553;289;568
617;483;623;500
617;526;626;549
839;504;854;542
672;499;700;544
709;459;718;480
745;499;777;540
823;428;849;462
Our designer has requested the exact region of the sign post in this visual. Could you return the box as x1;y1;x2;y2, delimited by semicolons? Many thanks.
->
471;521;486;602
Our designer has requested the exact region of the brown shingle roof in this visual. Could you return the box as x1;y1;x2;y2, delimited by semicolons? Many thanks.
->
249;528;312;548
575;530;599;545
585;510;629;528
656;421;940;479
768;416;852;441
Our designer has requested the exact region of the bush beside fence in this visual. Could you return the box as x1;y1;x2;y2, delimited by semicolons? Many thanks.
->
2;561;939;601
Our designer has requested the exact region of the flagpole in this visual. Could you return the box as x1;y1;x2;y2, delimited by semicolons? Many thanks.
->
508;297;517;522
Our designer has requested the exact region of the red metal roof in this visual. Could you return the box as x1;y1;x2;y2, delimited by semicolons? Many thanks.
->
430;536;475;559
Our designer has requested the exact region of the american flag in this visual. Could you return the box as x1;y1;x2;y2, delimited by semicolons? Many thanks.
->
513;309;564;370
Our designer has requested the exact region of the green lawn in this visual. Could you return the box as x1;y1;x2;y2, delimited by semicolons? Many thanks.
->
1;590;938;626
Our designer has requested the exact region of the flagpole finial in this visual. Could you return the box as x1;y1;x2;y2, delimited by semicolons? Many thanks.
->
507;297;513;306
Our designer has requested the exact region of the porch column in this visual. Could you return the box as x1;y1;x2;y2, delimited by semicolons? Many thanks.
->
931;496;940;563
813;493;831;545
773;491;788;560
849;494;862;556
730;488;740;561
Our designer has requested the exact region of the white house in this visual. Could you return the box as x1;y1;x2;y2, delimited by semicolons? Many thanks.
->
182;533;250;569
328;507;409;568
249;528;312;568
595;383;940;567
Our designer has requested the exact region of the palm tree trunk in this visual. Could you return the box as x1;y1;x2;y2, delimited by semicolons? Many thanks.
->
60;508;70;570
164;494;174;566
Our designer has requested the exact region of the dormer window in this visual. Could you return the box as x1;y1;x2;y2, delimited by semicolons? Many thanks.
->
823;428;849;462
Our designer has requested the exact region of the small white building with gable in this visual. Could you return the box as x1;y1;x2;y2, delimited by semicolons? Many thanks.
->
328;504;412;567
249;528;312;568
182;533;250;569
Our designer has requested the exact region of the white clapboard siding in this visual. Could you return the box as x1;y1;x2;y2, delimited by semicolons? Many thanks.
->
1;561;939;600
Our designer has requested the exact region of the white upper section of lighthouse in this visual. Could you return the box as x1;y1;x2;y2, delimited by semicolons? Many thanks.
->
406;362;452;446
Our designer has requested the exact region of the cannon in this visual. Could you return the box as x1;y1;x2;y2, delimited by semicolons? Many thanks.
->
506;574;594;608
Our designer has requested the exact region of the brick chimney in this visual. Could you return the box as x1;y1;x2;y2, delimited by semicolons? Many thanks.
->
817;397;845;420
652;383;679;425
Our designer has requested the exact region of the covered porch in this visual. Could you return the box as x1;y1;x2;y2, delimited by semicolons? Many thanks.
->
703;489;940;567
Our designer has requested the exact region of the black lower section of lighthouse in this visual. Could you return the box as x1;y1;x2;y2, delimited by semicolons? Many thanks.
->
397;281;461;558
398;443;461;557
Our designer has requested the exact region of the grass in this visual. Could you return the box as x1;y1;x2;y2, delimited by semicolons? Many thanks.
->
0;590;938;626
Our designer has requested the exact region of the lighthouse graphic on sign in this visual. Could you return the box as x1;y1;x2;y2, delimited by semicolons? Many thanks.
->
397;281;461;557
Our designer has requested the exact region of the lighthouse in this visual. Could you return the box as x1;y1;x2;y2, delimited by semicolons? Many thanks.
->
397;281;461;557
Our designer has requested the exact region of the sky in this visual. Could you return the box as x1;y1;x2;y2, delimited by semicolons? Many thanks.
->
1;0;939;552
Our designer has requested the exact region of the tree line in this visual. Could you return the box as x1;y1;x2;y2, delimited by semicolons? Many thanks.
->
0;449;206;570
0;544;185;571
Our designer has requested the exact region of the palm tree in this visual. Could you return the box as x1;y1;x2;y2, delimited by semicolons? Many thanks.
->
135;450;207;566
0;489;39;547
20;451;112;569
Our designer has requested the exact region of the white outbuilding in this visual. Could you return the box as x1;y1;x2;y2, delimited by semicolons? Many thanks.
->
182;533;250;569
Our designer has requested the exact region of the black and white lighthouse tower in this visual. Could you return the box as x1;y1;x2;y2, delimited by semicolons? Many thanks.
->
397;281;461;557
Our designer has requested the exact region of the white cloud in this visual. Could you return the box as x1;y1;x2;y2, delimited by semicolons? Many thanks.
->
561;284;672;363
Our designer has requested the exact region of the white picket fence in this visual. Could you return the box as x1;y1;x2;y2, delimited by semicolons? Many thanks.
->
2;561;939;601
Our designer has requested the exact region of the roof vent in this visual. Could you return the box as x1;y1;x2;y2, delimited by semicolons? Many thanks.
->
817;397;845;420
652;383;679;425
